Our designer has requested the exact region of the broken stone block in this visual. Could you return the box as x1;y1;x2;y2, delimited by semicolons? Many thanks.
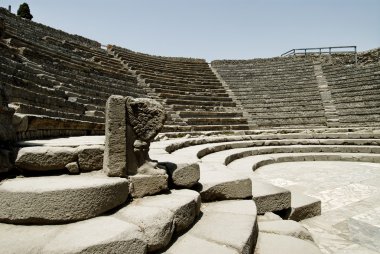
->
129;173;168;198
163;162;200;188
77;145;104;172
15;146;77;171
65;161;80;174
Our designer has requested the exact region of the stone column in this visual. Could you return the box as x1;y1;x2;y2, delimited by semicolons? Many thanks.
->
103;95;127;177
103;95;168;197
103;95;167;177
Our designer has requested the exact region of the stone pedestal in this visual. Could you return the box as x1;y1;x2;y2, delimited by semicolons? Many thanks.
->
103;95;168;197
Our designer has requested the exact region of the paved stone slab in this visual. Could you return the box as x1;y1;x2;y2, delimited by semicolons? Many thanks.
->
259;220;314;241
258;161;380;253
254;232;322;254
0;173;129;224
15;146;77;171
348;207;380;251
167;200;258;254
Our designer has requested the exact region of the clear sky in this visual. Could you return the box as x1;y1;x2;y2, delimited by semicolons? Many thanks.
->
1;0;379;61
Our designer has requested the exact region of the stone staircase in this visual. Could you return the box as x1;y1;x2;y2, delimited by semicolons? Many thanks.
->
211;58;327;129
313;62;340;127
109;46;250;133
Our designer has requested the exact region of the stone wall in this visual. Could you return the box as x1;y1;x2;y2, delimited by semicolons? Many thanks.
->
0;83;15;174
0;83;15;143
0;17;4;39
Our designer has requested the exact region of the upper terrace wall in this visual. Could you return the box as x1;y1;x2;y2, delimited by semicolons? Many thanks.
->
0;8;99;48
0;8;147;140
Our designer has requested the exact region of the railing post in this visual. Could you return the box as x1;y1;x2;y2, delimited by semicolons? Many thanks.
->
354;46;358;66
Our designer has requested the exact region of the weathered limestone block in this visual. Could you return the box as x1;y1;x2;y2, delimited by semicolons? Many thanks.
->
103;95;168;197
134;189;201;234
77;145;104;172
163;162;200;188
125;96;166;175
15;146;77;171
0;174;130;224
103;95;127;177
129;173;168;198
65;161;80;174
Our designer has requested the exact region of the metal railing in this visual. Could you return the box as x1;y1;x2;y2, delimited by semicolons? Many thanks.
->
281;46;357;65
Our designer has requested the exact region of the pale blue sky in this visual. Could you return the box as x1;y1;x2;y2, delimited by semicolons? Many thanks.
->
2;0;379;61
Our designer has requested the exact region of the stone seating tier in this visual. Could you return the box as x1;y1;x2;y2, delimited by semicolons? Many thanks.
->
146;80;226;91
152;87;229;97
111;47;210;66
0;8;99;47
11;103;104;123
160;92;233;102
142;74;222;86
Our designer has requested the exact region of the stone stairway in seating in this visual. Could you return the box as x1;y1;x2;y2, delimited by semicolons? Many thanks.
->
321;62;380;127
109;46;250;132
211;57;327;128
313;62;340;127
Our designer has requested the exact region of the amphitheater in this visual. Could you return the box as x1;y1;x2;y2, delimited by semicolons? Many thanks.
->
0;7;380;254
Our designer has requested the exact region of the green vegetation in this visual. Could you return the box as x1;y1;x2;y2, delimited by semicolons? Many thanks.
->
17;3;33;20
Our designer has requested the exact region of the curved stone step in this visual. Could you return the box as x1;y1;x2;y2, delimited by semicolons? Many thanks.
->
165;200;258;254
0;172;129;224
198;163;252;202
275;192;322;222
252;179;291;214
0;189;200;254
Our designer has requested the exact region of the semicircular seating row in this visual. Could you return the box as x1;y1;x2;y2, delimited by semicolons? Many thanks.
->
5;127;380;253
152;128;380;212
